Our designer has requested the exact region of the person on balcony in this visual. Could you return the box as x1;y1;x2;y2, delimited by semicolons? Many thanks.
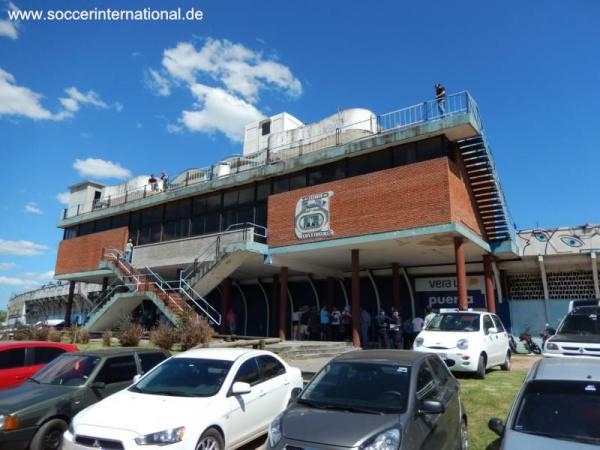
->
161;171;169;191
435;83;446;116
148;174;159;192
124;238;133;263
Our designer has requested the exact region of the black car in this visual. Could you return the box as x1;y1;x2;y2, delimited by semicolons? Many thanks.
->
0;348;169;450
266;350;467;450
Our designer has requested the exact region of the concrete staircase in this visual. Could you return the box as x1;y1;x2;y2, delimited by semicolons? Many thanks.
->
267;341;357;360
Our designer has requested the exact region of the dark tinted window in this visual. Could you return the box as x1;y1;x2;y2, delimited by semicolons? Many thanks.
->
492;315;505;333
79;222;95;236
223;189;239;208
95;356;138;384
483;315;495;335
0;348;25;369
558;314;600;335
416;364;436;400
393;143;416;166
95;218;111;232
238;185;255;205
258;355;285;380
204;212;220;233
33;347;66;365
429;357;450;385
138;352;167;374
205;193;221;210
261;121;271;136
288;172;307;190
416;137;446;161
272;177;289;194
235;358;261;385
256;182;271;201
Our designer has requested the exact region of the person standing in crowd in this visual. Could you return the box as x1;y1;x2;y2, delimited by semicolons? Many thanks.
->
291;308;301;340
375;309;390;349
124;238;133;263
390;309;403;349
330;306;342;340
342;305;352;341
299;306;310;340
412;314;425;347
148;174;159;192
161;171;169;191
319;306;330;341
226;307;237;335
435;83;446;116
360;308;371;348
424;306;436;328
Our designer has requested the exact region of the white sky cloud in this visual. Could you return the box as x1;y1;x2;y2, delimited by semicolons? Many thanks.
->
0;270;53;287
0;276;39;286
144;69;171;96
0;239;48;256
24;201;42;215
153;38;301;141
0;262;16;270
56;191;70;205
73;157;132;179
0;2;20;40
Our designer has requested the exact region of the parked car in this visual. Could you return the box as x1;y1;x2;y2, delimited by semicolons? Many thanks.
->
413;310;510;378
489;357;600;449
63;348;303;450
0;341;78;390
266;350;468;450
543;305;600;358
0;348;169;450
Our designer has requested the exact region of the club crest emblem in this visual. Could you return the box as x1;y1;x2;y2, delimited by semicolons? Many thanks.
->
295;191;334;240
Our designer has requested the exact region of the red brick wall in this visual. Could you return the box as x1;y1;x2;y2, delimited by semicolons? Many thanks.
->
268;158;454;247
448;155;486;238
55;227;128;275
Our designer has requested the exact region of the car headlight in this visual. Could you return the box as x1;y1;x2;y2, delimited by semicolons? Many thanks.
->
268;414;283;447
361;428;400;450
0;414;19;431
134;426;185;445
414;337;424;348
545;342;559;351
457;339;469;350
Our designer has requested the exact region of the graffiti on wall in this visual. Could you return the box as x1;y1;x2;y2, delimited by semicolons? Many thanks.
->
517;225;600;256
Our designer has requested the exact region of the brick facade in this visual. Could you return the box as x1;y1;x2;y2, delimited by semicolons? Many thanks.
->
267;157;483;247
55;227;128;275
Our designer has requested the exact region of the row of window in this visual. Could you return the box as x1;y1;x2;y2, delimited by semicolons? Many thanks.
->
64;136;452;244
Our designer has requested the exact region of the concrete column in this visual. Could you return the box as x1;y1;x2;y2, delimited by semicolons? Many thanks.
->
392;263;401;313
64;281;75;328
351;249;361;347
270;275;279;337
220;278;231;334
538;255;550;323
278;267;288;340
483;254;496;314
454;237;468;310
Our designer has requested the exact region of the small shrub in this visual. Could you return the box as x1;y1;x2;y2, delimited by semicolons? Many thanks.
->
102;330;113;347
180;316;214;350
78;329;90;344
48;329;63;342
150;324;177;350
32;326;50;341
13;324;33;341
119;323;143;347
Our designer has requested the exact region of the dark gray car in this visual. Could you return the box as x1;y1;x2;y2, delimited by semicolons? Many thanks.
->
266;350;467;450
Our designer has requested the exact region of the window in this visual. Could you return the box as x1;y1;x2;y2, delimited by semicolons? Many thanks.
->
112;214;129;229
416;364;436;400
222;209;238;230
308;161;346;186
204;212;221;233
288;172;307;191
205;193;222;211
95;356;138;384
272;176;289;194
138;352;167;374
0;348;25;369
238;185;255;205
416;136;447;161
79;222;95;236
483;315;495;335
64;227;78;240
223;189;239;208
257;355;286;380
256;181;271;201
429;357;450;385
392;143;416;166
238;205;255;223
234;358;261;385
33;347;65;365
95;218;111;232
492;315;506;333
261;120;271;136
164;200;190;241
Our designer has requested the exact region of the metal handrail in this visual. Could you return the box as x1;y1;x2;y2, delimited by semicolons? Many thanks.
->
62;92;481;220
141;267;184;313
179;278;222;325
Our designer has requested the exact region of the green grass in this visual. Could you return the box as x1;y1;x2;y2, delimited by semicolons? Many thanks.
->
458;368;527;450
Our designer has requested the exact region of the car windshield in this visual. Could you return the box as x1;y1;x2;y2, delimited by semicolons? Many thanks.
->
299;361;410;414
130;357;232;397
426;313;480;332
513;380;600;444
557;314;600;335
31;354;100;386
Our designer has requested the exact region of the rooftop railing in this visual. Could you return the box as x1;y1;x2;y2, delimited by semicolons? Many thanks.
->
62;91;481;220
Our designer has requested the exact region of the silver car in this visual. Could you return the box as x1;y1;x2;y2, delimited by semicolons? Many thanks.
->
489;358;600;449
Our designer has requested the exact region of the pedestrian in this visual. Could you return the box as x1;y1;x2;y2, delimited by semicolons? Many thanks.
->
435;83;446;116
226;307;237;335
148;174;159;192
291;308;301;340
412;314;425;347
299;306;310;340
124;238;133;263
390;309;404;349
375;309;390;349
319;306;330;341
424;306;436;328
360;308;371;348
342;305;352;341
330;306;342;340
161;171;169;191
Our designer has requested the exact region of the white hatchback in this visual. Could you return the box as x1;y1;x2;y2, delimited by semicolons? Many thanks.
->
62;348;303;450
413;311;511;378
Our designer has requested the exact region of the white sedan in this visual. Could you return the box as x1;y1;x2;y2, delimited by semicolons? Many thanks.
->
62;348;303;450
413;310;511;378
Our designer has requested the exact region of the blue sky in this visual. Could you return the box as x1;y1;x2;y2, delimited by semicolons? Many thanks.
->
0;0;599;308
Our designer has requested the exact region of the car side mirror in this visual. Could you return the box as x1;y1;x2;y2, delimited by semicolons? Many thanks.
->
419;400;444;415
290;387;302;402
230;382;251;396
90;381;106;390
488;327;498;335
133;374;141;384
488;417;505;436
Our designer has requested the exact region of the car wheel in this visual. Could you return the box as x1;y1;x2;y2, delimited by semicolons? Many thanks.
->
500;351;511;371
29;418;68;450
196;428;224;450
459;418;468;450
475;355;486;379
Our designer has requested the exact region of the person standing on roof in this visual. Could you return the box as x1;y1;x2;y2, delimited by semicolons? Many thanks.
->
124;238;133;263
161;171;169;191
435;83;446;116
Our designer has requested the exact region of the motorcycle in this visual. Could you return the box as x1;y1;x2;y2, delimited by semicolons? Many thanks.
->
519;330;541;354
